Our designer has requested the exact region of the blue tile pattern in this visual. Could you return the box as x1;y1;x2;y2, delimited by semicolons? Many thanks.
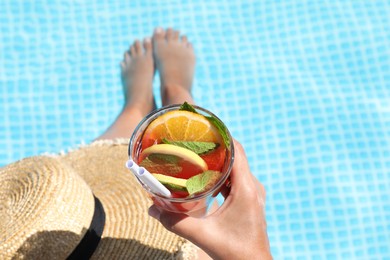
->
1;1;390;259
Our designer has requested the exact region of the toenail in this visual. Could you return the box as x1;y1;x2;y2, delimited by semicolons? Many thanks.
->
155;27;163;33
144;37;151;43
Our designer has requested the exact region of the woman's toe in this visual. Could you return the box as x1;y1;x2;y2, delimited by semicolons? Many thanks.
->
166;27;174;41
134;40;143;54
172;30;180;41
143;37;152;55
153;27;165;42
181;35;188;44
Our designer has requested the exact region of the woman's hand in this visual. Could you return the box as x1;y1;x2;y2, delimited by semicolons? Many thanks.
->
149;140;272;260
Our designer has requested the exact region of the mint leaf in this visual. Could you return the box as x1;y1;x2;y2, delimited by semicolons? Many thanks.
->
139;154;182;176
179;102;231;149
162;138;218;154
206;116;230;149
186;170;223;196
179;101;197;113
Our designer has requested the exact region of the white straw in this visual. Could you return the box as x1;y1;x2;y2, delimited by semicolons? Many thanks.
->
125;159;171;197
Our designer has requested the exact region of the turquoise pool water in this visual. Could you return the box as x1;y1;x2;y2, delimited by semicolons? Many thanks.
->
1;1;389;259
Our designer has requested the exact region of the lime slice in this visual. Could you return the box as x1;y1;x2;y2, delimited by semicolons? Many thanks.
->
152;173;187;192
141;144;208;171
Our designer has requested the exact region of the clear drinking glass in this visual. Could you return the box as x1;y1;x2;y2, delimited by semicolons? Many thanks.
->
129;104;234;217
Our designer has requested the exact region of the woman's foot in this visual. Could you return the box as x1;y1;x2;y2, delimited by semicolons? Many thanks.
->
121;38;156;114
152;27;195;106
96;38;155;140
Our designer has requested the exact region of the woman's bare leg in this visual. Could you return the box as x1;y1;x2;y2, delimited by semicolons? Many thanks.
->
152;27;195;106
153;27;212;260
96;38;156;140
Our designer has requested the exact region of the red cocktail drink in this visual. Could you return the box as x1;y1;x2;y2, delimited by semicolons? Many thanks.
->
129;103;234;217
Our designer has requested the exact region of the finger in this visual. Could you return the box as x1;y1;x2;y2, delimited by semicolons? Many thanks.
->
250;173;266;200
228;140;269;209
148;205;205;241
230;140;253;189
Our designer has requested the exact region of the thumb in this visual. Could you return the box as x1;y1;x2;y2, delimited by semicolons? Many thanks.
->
148;205;205;241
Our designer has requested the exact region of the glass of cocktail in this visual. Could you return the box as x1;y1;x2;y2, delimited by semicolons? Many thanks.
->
128;102;234;217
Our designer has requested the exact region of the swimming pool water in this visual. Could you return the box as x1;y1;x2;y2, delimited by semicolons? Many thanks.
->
1;1;390;259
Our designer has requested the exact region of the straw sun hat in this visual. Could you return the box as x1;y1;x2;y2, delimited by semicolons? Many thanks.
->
0;139;197;259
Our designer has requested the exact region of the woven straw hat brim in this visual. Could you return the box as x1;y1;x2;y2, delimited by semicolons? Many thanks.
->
1;139;197;259
62;139;197;259
0;155;95;259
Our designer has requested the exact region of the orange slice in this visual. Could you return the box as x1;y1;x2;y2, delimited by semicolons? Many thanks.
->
141;110;223;148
